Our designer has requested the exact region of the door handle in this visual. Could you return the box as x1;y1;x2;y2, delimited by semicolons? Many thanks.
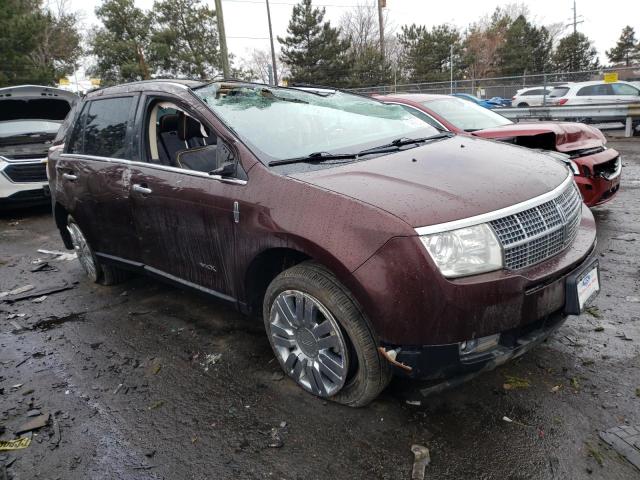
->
132;184;152;195
62;173;78;181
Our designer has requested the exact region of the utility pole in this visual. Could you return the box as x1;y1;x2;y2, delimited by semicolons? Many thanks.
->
377;0;385;61
214;0;230;78
450;44;453;94
568;0;584;34
266;0;278;85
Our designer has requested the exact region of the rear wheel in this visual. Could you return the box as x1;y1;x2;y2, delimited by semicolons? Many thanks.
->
66;216;129;286
517;102;529;107
263;262;391;407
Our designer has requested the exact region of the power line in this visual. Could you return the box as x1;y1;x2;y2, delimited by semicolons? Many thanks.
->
222;0;374;7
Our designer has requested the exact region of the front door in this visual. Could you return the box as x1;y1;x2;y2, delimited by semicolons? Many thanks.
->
128;96;247;299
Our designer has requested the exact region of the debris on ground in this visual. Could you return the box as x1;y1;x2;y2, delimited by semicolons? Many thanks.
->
148;401;164;410
616;331;634;341
611;233;636;242
0;285;34;299
503;375;531;390
594;325;605;332
30;262;57;273
270;371;284;381
636;388;640;398
410;444;430;480
571;378;580;390
0;437;31;451
550;385;562;393
626;296;640;303
36;249;77;261
16;413;50;435
202;353;222;372
585;307;602;318
32;295;47;303
600;425;640;471
267;428;284;448
2;283;76;304
584;441;605;467
406;400;422;406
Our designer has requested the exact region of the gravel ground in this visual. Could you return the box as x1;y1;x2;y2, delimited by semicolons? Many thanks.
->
1;138;639;480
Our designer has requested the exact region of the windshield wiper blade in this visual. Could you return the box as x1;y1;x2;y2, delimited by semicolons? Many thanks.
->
357;132;454;155
268;151;358;167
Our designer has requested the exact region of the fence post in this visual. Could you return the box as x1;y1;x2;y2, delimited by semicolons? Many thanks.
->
543;73;547;106
625;117;633;138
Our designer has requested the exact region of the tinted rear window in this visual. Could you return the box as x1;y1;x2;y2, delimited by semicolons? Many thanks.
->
67;97;134;159
549;87;569;98
577;84;612;96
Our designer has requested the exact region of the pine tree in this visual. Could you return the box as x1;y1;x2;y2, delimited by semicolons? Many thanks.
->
90;0;153;84
150;0;220;78
397;24;462;82
606;26;640;66
552;32;600;72
497;15;552;75
278;0;351;87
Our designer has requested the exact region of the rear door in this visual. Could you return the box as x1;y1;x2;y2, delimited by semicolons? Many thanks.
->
56;95;141;263
128;93;246;300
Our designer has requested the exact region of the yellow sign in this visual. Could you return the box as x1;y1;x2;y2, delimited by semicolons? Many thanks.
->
603;72;618;83
0;437;31;451
58;78;70;85
90;78;101;86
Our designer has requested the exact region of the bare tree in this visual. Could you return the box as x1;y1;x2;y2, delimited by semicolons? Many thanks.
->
240;48;288;84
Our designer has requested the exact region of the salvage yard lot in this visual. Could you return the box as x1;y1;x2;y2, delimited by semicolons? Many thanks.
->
1;138;639;480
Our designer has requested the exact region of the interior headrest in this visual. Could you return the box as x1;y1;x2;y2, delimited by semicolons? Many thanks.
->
178;112;205;141
159;113;178;132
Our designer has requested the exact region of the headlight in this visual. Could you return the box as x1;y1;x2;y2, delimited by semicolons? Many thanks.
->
419;223;503;278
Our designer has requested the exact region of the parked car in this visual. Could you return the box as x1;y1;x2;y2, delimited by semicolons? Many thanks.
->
49;80;600;406
512;86;554;107
451;93;501;109
0;85;77;208
488;96;512;107
377;93;621;206
547;80;640;105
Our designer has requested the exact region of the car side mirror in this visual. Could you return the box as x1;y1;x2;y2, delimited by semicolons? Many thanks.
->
209;162;236;177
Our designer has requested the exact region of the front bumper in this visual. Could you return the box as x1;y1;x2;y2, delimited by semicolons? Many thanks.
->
0;157;49;207
573;149;621;206
383;244;598;380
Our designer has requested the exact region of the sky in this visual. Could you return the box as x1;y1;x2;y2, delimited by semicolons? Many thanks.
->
69;0;640;73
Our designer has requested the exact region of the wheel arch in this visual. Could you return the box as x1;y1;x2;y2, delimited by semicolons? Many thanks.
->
54;202;73;249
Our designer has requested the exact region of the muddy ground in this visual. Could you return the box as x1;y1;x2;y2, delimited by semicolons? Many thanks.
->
1;138;639;480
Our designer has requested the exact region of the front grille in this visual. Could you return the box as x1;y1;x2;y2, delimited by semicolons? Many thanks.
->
490;182;582;270
2;162;47;183
593;156;620;178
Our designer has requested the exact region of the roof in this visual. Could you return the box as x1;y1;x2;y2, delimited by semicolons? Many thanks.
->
86;79;209;98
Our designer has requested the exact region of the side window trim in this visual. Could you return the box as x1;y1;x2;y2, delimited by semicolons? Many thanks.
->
386;102;448;131
137;93;248;182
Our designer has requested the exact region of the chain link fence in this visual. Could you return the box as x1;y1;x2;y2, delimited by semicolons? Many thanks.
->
346;65;640;100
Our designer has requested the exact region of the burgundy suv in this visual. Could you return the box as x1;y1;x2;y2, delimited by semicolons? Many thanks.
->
48;80;600;406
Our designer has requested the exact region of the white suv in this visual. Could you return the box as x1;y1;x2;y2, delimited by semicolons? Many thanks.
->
511;86;553;107
0;85;77;208
548;80;640;106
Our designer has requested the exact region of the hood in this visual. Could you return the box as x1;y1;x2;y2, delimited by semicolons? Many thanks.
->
290;135;570;228
471;122;606;152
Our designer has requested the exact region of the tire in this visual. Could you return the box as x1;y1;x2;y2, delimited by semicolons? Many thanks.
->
66;215;129;286
263;261;392;407
517;102;529;107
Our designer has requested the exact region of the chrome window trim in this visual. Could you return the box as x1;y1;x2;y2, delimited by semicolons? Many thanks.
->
415;174;573;236
59;153;248;185
383;102;448;131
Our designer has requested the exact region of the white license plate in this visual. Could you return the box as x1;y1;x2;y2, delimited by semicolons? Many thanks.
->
577;265;600;310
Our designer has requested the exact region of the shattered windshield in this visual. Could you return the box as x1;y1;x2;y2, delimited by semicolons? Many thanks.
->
194;83;437;167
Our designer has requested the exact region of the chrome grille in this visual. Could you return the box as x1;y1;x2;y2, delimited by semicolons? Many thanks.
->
490;182;582;270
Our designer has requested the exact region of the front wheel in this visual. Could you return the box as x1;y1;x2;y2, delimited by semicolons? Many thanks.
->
66;216;129;285
263;262;391;407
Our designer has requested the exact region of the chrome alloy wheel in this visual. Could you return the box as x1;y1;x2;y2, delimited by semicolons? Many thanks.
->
268;290;349;397
67;222;98;282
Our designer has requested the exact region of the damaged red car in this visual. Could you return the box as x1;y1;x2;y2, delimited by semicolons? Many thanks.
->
377;94;621;206
49;81;600;406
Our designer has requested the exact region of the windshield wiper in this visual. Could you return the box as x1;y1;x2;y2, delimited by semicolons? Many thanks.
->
268;151;358;167
357;132;454;156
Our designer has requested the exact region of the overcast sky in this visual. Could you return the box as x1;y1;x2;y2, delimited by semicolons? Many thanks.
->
70;0;639;70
